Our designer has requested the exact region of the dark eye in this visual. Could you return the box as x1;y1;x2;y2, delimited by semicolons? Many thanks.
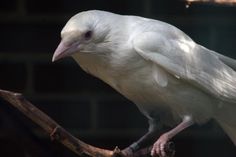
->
84;30;92;40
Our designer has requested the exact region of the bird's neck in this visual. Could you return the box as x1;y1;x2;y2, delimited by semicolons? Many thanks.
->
72;52;114;85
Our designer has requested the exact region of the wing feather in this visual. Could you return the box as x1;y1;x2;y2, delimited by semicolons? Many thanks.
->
132;31;236;102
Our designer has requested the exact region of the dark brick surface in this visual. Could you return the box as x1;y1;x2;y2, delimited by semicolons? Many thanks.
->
186;3;236;16
26;0;146;15
150;1;236;16
0;62;27;92
174;137;236;157
34;60;114;93
0;1;17;12
214;28;236;57
97;98;147;129
150;0;187;15
0;23;62;53
32;99;91;129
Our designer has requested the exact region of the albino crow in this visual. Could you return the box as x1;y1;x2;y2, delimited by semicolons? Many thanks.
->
52;10;236;157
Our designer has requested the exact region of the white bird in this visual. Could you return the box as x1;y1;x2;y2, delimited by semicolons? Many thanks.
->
52;10;236;157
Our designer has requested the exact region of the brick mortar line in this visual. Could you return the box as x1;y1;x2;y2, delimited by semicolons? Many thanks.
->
26;93;127;102
0;14;236;26
28;128;225;139
90;100;99;129
0;53;52;62
0;13;71;23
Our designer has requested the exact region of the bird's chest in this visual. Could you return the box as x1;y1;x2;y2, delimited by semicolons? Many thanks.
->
76;52;166;98
105;61;184;123
102;57;173;110
75;53;176;107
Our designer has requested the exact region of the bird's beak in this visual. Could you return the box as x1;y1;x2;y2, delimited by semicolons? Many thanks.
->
52;41;69;62
52;41;79;62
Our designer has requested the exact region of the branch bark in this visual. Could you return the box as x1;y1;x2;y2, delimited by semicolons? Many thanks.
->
185;0;236;6
0;89;175;157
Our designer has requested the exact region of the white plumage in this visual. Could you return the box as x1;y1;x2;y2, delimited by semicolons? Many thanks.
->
52;10;236;156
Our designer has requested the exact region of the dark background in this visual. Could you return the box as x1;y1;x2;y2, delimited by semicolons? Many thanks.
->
0;0;236;157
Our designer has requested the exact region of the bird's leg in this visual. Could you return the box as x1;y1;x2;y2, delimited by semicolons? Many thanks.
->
122;119;165;156
122;129;160;156
151;115;194;157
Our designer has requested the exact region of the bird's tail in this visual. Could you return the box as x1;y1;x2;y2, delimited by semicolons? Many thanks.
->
214;103;236;146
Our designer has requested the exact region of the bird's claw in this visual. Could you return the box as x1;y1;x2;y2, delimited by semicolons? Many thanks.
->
151;133;171;157
112;146;125;157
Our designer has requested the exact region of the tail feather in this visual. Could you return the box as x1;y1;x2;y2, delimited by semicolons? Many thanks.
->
215;102;236;146
217;119;236;145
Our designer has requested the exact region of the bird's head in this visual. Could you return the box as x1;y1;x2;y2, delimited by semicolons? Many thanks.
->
52;10;113;62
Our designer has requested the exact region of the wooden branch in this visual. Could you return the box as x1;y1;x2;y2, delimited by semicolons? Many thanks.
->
185;0;236;6
0;89;175;157
0;89;115;157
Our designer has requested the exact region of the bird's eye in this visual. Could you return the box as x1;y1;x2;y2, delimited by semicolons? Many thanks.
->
84;30;92;40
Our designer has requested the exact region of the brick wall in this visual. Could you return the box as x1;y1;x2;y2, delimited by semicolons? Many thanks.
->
0;0;236;157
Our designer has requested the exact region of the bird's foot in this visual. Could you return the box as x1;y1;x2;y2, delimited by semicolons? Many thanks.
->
122;146;153;157
151;133;171;157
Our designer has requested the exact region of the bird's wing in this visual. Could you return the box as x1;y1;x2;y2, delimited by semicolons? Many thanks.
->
132;31;236;102
204;49;236;71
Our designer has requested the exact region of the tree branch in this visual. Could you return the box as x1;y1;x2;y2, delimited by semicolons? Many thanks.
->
0;89;175;157
185;0;236;6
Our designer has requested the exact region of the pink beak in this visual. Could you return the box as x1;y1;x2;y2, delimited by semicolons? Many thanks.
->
52;41;70;62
